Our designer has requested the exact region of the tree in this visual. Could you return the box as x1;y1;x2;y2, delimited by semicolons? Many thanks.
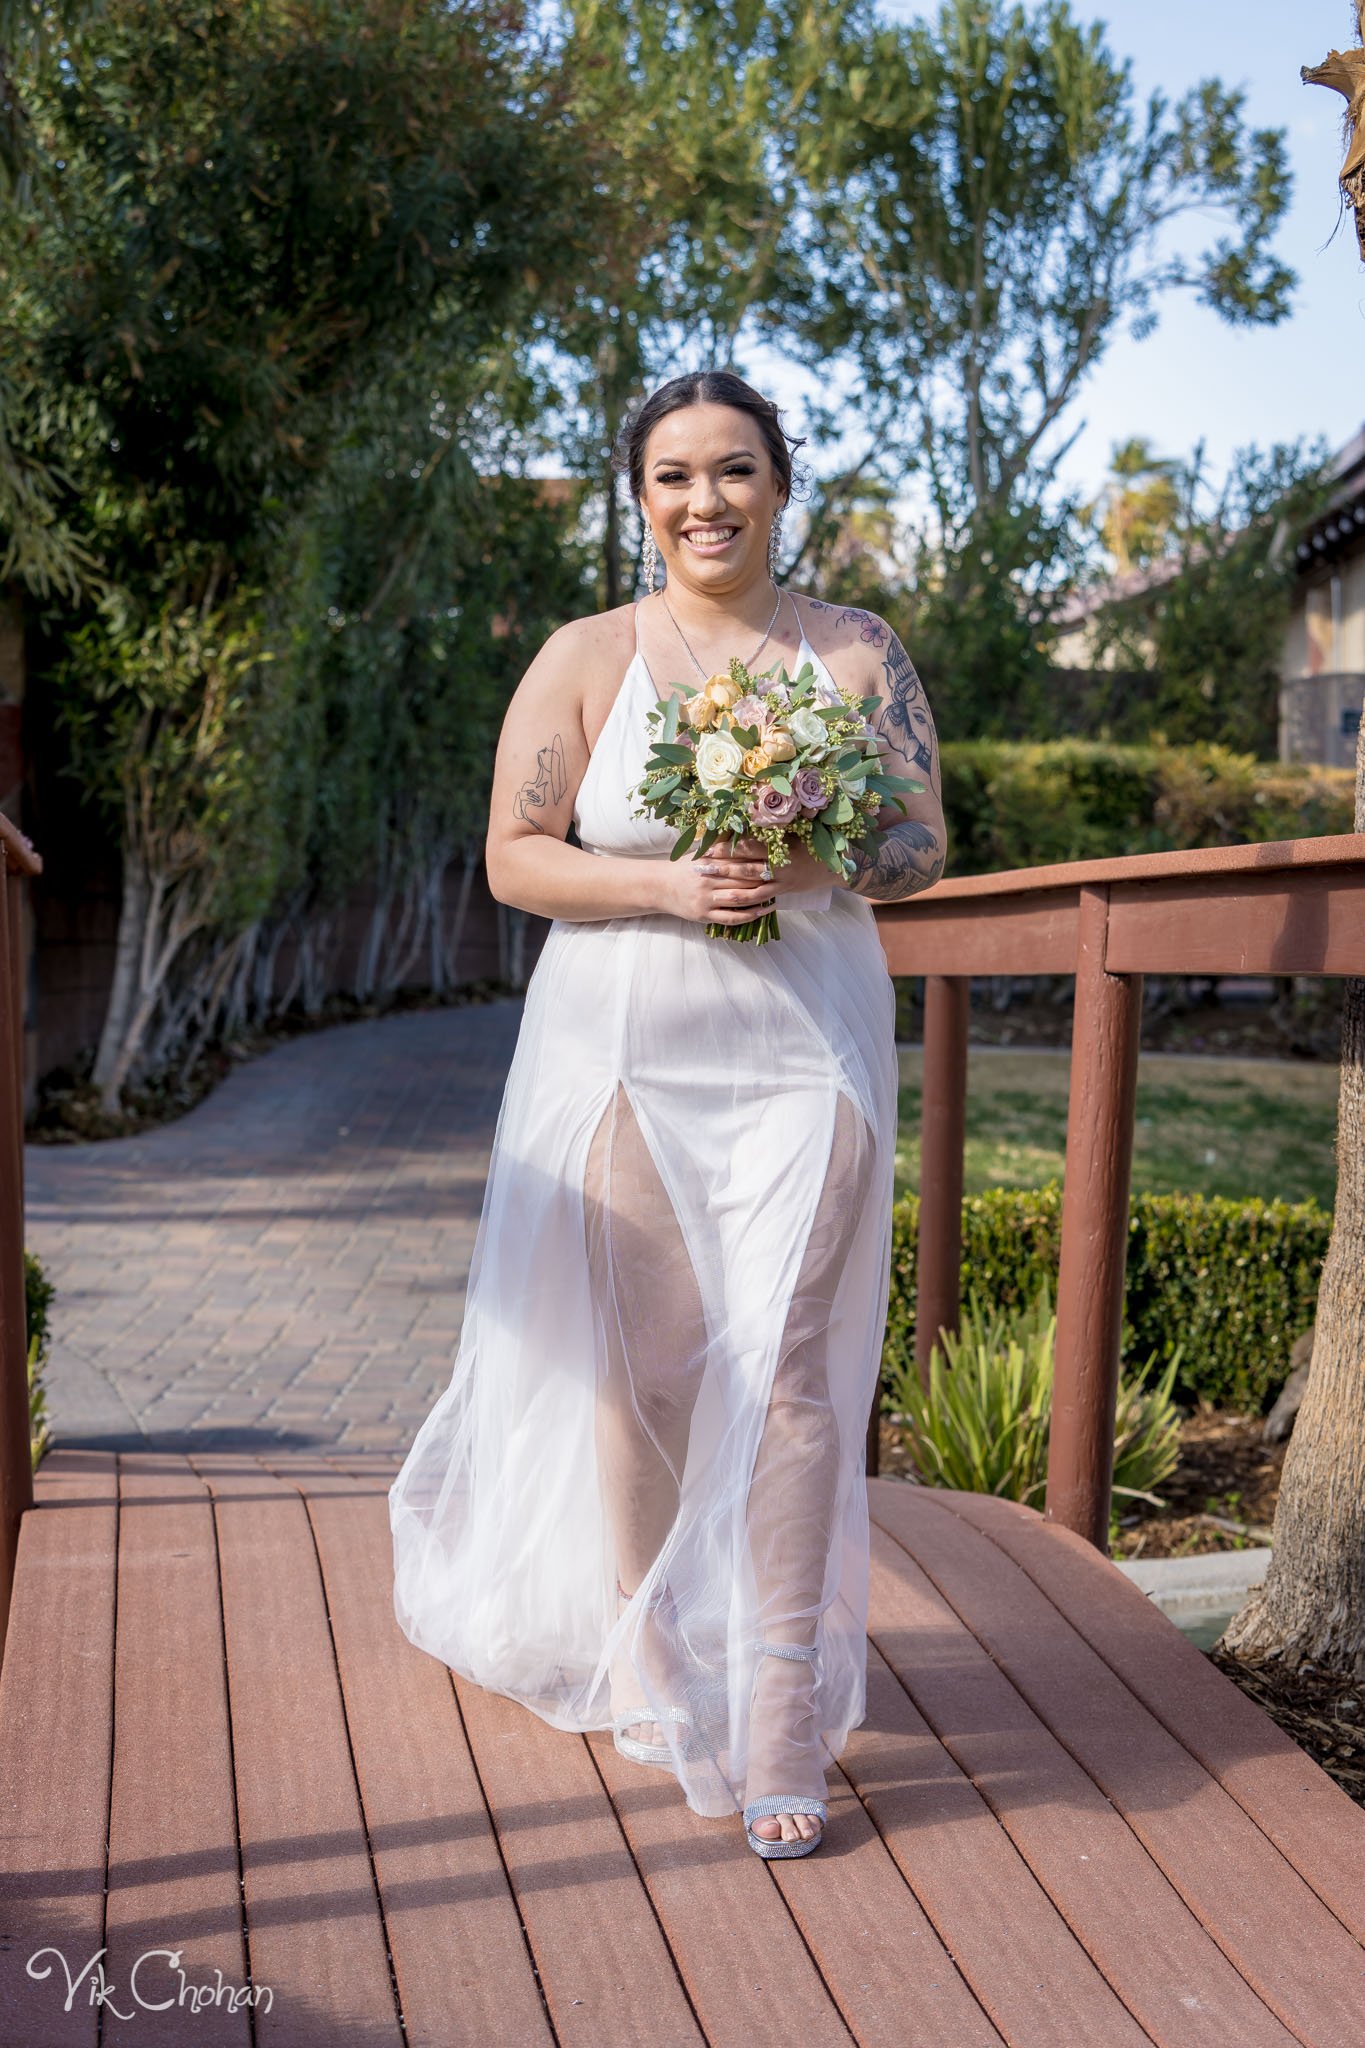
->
272;341;593;1014
1084;438;1180;577
1086;439;1329;756
550;0;870;603
796;0;1296;734
1302;0;1365;259
1220;2;1365;1683
5;0;588;1107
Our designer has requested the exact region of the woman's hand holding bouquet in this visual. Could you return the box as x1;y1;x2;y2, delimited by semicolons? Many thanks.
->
631;656;923;943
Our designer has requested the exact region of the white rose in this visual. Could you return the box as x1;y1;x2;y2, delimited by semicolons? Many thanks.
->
787;706;828;752
695;729;746;791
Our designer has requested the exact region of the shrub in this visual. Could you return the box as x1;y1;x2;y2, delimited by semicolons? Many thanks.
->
884;1184;1328;1415
938;740;1354;878
884;1284;1182;1541
26;1251;54;1472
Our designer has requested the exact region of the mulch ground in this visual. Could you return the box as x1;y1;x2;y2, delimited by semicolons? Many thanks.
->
879;1401;1286;1559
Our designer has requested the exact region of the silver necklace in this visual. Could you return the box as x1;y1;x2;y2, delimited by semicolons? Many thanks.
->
660;581;785;678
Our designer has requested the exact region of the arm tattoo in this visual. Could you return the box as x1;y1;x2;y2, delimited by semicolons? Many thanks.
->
847;819;945;902
876;633;937;780
512;733;567;832
847;620;944;901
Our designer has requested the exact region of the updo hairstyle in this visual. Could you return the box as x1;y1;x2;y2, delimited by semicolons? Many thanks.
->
613;371;810;505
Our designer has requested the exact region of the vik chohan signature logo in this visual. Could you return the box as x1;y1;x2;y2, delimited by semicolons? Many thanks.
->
27;1944;274;2019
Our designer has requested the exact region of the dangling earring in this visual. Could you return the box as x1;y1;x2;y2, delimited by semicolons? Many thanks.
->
641;523;659;592
768;507;784;579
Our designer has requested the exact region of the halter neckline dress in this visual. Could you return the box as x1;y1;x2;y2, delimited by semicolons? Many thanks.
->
389;606;900;1820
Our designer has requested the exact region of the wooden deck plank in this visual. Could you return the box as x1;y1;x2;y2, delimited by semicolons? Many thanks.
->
587;1730;853;2048
866;1525;1301;2048
8;1443;1363;2044
255;1451;554;2048
454;1669;705;2046
184;1452;402;2047
871;1485;1365;2048
839;1638;1150;2048
102;1453;249;2048
593;1722;1005;2048
905;1484;1365;1943
0;1449;116;2048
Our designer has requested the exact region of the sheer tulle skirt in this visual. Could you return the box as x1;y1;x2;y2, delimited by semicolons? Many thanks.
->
389;892;898;1819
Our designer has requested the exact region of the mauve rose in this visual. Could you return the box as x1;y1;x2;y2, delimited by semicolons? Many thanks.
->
793;767;829;810
749;782;801;826
732;693;768;726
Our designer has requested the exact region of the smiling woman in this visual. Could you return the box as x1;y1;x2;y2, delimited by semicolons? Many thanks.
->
389;369;948;1864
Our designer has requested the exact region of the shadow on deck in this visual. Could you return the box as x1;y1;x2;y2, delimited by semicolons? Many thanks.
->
2;1448;1364;2047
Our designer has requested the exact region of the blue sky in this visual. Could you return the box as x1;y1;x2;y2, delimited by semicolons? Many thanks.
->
768;1;1364;499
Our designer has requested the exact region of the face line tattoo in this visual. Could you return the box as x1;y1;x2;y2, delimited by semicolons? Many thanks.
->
513;732;568;832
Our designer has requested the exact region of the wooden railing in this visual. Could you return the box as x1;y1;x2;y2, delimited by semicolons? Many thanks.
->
873;832;1365;1553
0;816;40;1662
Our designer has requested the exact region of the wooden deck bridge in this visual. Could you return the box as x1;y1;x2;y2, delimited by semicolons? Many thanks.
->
3;1446;1365;2046
2;828;1365;2042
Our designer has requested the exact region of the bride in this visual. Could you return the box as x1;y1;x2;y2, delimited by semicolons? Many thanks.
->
389;370;946;1859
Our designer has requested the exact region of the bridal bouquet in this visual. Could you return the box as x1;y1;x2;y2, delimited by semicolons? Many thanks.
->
629;656;924;944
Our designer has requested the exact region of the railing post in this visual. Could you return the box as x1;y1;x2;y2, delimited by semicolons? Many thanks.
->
1047;885;1142;1551
866;973;970;1479
916;975;969;1380
0;854;32;1661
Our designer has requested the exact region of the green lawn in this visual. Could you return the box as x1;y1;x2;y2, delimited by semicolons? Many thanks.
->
895;1048;1339;1209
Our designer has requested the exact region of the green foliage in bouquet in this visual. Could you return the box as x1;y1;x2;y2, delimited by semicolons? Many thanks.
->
631;656;922;943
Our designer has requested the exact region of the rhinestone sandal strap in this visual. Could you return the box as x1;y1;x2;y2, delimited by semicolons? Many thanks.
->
613;1705;691;1730
754;1638;818;1664
743;1794;827;1820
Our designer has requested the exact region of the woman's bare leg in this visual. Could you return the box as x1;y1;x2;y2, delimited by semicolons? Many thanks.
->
585;1082;708;1744
744;1090;874;1842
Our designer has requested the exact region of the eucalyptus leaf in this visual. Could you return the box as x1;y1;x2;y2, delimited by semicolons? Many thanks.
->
811;819;839;865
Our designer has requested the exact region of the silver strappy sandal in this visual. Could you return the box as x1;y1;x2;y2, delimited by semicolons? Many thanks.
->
611;1577;697;1769
742;1641;827;1859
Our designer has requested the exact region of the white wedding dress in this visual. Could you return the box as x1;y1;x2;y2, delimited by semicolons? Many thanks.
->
389;607;899;1819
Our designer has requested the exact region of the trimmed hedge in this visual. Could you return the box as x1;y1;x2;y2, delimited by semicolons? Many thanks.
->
885;1184;1330;1415
940;740;1354;877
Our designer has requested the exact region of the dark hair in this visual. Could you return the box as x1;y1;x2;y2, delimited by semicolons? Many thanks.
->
615;371;808;504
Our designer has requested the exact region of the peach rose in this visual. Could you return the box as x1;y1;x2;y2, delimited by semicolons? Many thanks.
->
705;674;742;710
763;729;796;762
741;745;772;775
681;690;717;731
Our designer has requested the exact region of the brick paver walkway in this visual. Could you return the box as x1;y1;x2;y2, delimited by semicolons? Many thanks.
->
24;999;523;1452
